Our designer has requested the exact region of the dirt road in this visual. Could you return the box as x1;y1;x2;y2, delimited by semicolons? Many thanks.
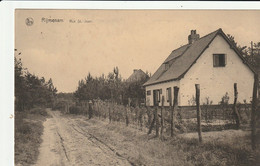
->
34;110;131;166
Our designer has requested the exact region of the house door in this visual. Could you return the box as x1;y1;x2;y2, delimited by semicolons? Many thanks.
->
153;90;159;106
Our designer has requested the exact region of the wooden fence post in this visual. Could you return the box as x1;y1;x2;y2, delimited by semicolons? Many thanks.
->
147;106;152;127
139;107;144;129
126;107;129;127
169;88;173;136
68;102;70;114
148;105;160;137
66;103;68;113
155;106;159;137
88;100;93;119
251;74;258;150
148;107;155;135
109;103;112;123
126;98;130;126
195;84;202;143
171;86;179;137
233;83;241;129
160;96;165;138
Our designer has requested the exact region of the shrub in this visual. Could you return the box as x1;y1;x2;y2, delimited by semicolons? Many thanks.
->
16;123;32;135
188;95;196;106
28;107;48;116
15;110;45;165
219;92;230;105
52;100;66;111
69;105;80;114
69;105;86;114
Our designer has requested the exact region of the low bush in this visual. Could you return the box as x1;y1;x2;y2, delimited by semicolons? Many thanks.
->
202;123;236;132
52;101;65;110
28;107;48;116
69;105;85;114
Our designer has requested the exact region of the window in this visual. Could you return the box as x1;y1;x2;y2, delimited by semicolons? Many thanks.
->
146;90;151;96
213;54;226;67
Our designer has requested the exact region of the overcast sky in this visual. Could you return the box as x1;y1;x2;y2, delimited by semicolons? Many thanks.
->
15;10;260;92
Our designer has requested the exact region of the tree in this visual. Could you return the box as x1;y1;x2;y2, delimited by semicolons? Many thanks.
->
15;50;58;111
74;67;148;106
227;34;260;72
15;51;27;111
227;34;247;56
123;71;150;106
247;42;260;72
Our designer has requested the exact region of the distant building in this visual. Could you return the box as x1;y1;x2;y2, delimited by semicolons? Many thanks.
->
144;28;256;106
127;69;148;83
125;69;149;106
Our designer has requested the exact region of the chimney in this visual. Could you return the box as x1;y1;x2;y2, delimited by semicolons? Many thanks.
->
188;30;200;44
133;69;138;73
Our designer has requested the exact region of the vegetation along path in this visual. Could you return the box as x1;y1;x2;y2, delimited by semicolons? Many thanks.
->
34;110;131;166
34;109;259;166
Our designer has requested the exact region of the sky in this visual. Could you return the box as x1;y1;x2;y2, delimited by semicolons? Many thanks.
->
15;10;260;93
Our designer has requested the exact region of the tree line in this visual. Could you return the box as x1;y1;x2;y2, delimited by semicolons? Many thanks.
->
74;67;150;106
15;50;57;112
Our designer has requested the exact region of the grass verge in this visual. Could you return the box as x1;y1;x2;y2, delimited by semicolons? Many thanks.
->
15;107;49;166
76;117;260;166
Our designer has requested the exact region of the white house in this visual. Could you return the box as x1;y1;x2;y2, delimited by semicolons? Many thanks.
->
143;28;256;107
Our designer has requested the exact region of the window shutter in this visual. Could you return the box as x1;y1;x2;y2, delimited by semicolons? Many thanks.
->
225;54;227;66
213;54;217;66
157;90;160;102
216;54;219;66
166;88;168;102
166;88;171;102
169;87;172;104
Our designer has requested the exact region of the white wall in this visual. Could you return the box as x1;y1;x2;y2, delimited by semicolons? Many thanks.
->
179;34;255;106
145;81;180;106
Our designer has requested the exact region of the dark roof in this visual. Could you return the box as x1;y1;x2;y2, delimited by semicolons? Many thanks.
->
127;69;147;82
144;28;256;86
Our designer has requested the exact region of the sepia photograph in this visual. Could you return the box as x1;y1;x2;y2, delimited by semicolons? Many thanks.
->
13;8;260;166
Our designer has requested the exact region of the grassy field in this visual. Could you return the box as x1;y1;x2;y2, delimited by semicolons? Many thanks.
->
15;108;49;166
73;115;260;166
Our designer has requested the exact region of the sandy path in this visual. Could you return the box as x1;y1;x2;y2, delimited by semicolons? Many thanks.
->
34;110;131;166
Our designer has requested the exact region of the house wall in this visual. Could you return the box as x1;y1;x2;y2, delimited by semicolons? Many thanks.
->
179;34;254;106
145;81;180;106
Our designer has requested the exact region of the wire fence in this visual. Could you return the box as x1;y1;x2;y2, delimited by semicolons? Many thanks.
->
61;99;251;135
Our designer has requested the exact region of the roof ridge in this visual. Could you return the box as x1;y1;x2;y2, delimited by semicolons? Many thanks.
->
166;28;221;61
165;44;190;63
173;29;221;50
171;43;190;53
197;28;221;40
